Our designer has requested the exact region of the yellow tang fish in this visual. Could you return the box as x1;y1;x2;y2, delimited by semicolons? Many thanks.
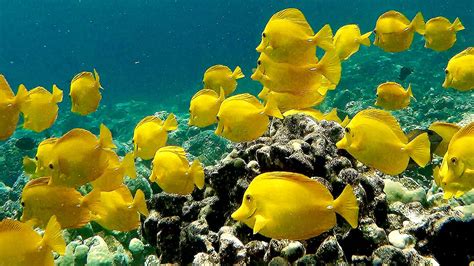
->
203;65;244;96
283;108;348;126
92;185;149;232
0;216;65;266
336;109;430;175
70;69;102;116
47;124;117;187
257;87;326;112
374;11;425;52
231;171;359;240
91;151;136;192
435;122;474;198
424;17;464;51
334;24;372;61
149;146;204;195
256;8;333;65
32;138;58;177
0;75;29;140
133;114;178;160
215;94;283;142
443;47;474;91
20;177;101;229
375;82;415;110
251;50;341;95
21;85;63;133
428;122;461;157
189;88;225;128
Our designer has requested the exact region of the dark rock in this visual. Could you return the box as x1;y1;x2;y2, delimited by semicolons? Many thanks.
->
142;211;161;246
180;219;215;264
245;240;268;264
156;216;182;263
314;236;346;264
295;254;317;265
219;232;246;264
340;219;388;258
149;192;189;217
428;216;474;265
281;241;305;262
372;245;408;266
268;256;290;266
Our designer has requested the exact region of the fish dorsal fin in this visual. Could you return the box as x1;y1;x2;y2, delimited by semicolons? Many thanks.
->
58;128;97;144
256;171;314;184
0;219;29;233
429;122;461;132
192;89;219;100
29;86;50;96
270;8;313;35
205;65;230;74
158;146;188;163
355;109;407;142
428;16;449;24
0;74;14;98
380;10;410;25
40;138;58;146
451;122;474;142
71;71;95;84
137;116;163;128
452;47;474;60
225;93;262;108
113;185;134;202
24;177;51;189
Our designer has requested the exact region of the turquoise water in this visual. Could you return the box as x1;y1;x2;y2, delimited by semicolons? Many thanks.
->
0;0;473;264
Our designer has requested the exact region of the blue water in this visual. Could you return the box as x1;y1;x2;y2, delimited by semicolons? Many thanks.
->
1;0;472;107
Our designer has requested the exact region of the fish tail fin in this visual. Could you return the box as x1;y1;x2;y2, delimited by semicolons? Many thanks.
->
189;159;205;189
231;66;245;80
405;132;431;167
99;124;117;149
263;96;283;119
41;216;66;255
406;84;416;101
132;189;149;216
122;152;136;178
450;17;465;31
94;69;102;89
52;84;64;103
15;84;29;107
163;113;178;131
218;87;226;102
311;24;334;50
332;185;359;228
358;31;372;47
310;50;341;85
82;189;102;212
411;12;425;35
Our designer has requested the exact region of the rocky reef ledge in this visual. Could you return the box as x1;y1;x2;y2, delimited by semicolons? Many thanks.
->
142;115;474;265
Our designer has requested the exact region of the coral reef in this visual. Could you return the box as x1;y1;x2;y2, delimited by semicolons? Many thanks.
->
142;114;474;264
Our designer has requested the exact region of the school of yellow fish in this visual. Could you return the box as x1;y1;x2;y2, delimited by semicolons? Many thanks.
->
0;7;473;262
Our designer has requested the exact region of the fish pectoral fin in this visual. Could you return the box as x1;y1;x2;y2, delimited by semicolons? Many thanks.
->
253;214;268;234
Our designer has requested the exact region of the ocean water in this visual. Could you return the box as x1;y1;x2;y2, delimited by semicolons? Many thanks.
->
0;0;473;264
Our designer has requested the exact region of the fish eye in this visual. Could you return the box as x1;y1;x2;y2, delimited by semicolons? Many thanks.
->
49;164;54;169
262;33;266;38
21;202;25;207
245;194;252;201
345;127;351;133
35;156;38;160
450;157;457;164
373;29;377;34
257;60;261;65
445;69;449;74
216;116;220;121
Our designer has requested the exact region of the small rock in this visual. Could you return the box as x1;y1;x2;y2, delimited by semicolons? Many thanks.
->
219;232;246;264
388;230;415;249
372;245;408;265
281;241;305;262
